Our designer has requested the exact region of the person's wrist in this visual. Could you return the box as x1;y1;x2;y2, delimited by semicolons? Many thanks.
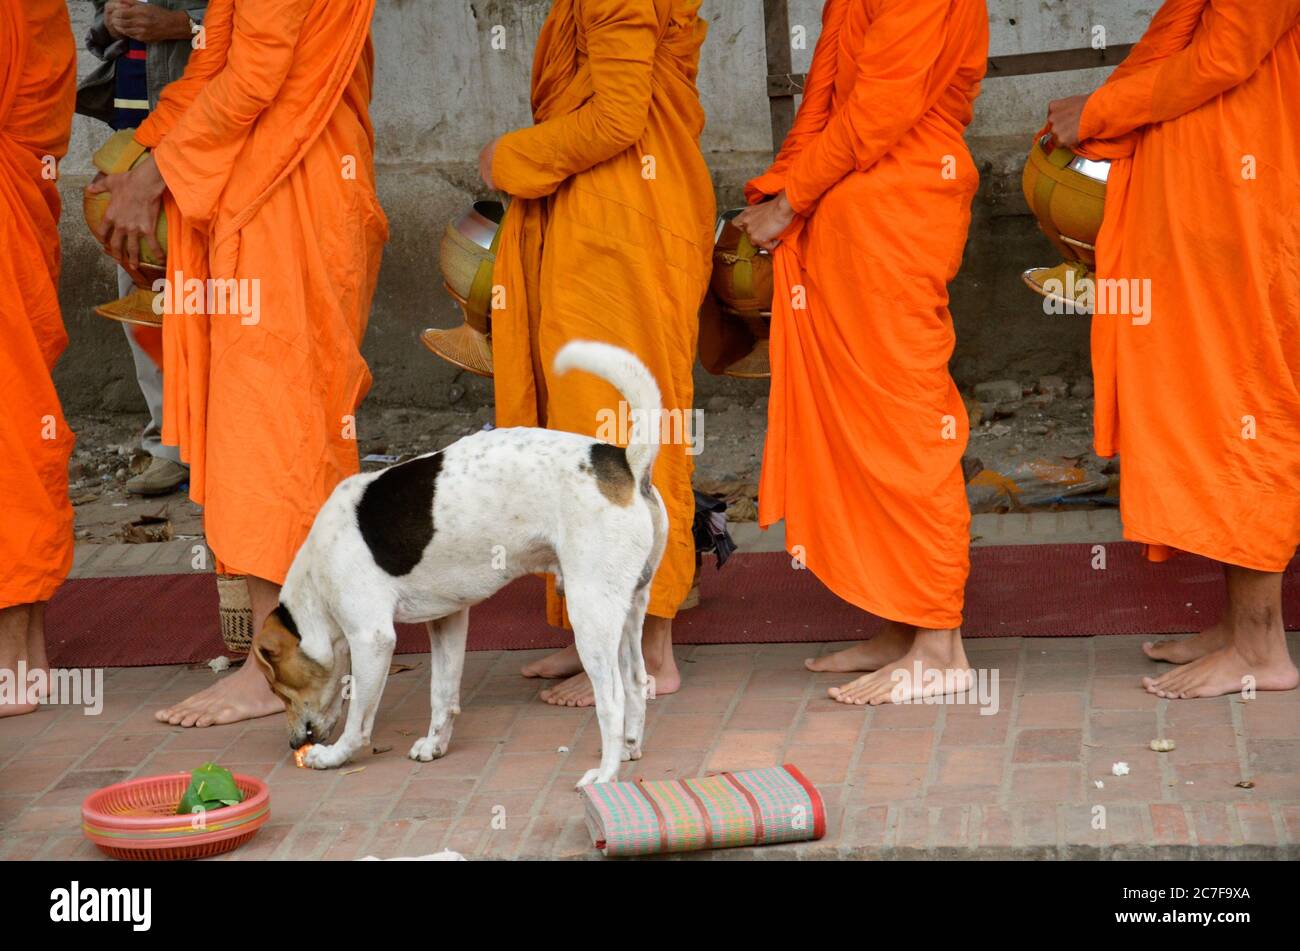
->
170;9;196;40
1076;90;1102;143
138;155;167;198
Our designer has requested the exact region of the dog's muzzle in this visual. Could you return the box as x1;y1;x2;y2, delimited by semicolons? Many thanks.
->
289;723;324;749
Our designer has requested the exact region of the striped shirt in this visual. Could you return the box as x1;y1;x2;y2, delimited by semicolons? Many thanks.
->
112;39;150;130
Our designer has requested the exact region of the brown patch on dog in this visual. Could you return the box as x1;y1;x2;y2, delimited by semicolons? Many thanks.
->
589;443;634;506
252;610;332;709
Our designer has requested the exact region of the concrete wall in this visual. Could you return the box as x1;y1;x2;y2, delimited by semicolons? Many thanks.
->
55;0;1154;413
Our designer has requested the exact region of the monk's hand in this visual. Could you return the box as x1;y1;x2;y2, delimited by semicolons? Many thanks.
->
1047;94;1091;150
110;1;194;43
91;154;167;271
734;191;795;252
478;136;502;190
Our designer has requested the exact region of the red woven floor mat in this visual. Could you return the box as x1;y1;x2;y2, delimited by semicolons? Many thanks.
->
45;544;1299;668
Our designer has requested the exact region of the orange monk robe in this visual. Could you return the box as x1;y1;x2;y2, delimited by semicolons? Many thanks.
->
491;0;715;623
134;0;388;584
746;0;988;630
1078;0;1300;571
0;1;77;609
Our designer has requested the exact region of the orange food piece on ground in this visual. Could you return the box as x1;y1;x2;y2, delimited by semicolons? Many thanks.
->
134;0;388;583
970;470;1021;499
1078;0;1300;570
490;0;715;623
0;1;77;609
1025;460;1086;486
746;0;988;629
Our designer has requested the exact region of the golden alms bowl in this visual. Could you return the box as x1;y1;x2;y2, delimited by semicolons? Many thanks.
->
423;200;506;378
711;208;773;316
438;200;504;319
84;130;168;326
1021;132;1109;272
701;210;773;380
83;129;168;270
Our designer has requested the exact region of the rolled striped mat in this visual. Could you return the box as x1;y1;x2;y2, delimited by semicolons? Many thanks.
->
581;764;825;857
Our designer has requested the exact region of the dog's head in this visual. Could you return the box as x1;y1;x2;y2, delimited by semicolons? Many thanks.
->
252;604;346;749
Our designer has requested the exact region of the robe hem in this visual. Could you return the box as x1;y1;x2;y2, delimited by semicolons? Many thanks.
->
0;576;67;611
763;522;965;631
209;553;289;589
1122;522;1296;575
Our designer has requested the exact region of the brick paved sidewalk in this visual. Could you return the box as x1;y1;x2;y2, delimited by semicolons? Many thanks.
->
2;633;1296;860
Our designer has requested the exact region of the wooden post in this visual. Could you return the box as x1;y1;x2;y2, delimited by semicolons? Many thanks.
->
763;0;796;151
985;44;1134;76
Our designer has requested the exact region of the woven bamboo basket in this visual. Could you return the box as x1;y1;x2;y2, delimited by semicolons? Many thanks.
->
217;573;254;654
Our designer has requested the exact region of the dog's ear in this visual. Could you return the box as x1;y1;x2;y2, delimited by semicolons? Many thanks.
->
253;609;298;678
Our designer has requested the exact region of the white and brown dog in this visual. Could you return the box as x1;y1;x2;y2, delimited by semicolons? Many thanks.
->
252;341;665;786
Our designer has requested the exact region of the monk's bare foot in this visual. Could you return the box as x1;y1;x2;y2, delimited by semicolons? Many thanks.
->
0;692;38;717
521;643;583;679
806;621;913;673
641;615;679;697
829;627;972;706
0;699;38;717
0;659;38;716
647;658;680;697
1144;564;1298;698
1142;644;1298;699
539;615;679;706
1;604;39;718
539;671;596;707
539;656;681;707
154;659;283;727
1143;619;1229;664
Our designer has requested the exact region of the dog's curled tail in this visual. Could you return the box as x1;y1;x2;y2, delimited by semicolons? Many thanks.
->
554;340;662;485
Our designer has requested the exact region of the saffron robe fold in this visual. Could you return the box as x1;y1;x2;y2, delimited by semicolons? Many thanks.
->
135;0;388;584
491;0;715;622
747;0;988;630
1078;0;1300;571
0;1;77;609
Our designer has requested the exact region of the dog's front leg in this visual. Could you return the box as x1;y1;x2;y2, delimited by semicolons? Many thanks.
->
410;608;468;762
304;623;396;770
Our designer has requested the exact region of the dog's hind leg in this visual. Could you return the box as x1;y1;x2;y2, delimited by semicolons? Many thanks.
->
305;621;396;770
564;581;629;787
619;584;651;762
410;608;468;762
